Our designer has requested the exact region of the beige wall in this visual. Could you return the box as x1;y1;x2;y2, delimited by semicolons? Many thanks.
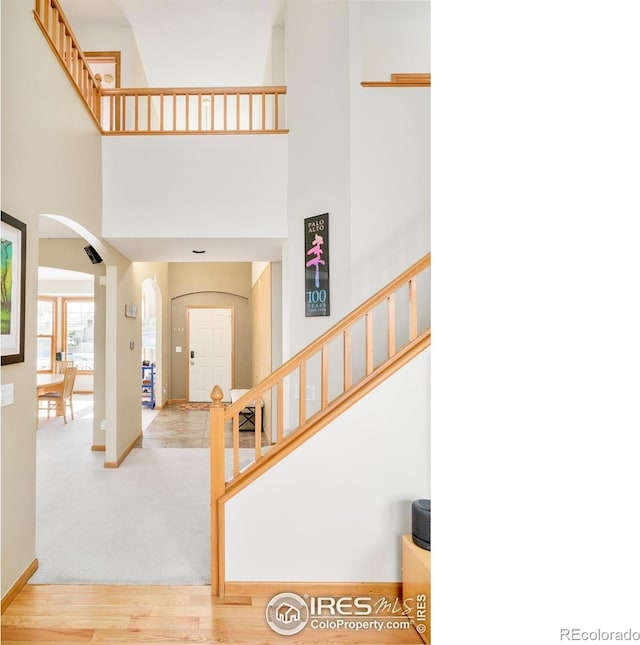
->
1;0;104;597
168;263;252;401
169;262;252;300
0;0;159;597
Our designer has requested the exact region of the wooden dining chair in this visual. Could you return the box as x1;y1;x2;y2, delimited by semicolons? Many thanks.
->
38;367;78;424
54;360;75;374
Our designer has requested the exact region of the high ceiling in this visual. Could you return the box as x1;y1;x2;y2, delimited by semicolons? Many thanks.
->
48;0;287;263
62;0;286;87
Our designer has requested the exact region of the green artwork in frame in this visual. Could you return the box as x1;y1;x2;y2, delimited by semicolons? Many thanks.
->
1;210;27;365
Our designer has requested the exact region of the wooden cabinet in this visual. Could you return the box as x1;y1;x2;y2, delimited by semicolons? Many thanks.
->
141;365;155;409
402;534;430;644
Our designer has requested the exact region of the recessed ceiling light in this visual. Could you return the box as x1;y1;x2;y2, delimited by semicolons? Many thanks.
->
192;249;206;254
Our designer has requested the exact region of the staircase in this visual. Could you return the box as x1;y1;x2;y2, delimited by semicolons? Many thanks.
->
209;254;430;596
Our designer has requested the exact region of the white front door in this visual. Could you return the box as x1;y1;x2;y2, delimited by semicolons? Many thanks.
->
187;307;232;402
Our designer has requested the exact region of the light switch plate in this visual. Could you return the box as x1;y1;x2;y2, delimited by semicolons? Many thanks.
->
1;383;15;406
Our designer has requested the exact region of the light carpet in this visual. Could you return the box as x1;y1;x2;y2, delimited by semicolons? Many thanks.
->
32;410;257;585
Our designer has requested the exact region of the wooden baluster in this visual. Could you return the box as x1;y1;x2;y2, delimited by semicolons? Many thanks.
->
95;84;101;125
223;93;228;131
121;94;127;132
387;293;396;358
210;93;215;131
185;94;190;131
75;51;80;88
254;397;262;461
110;95;114;131
321;345;329;409
299;363;306;426
147;95;152;132
409;277;418;340
233;415;240;477
343;328;351;392
159;94;164;131
60;27;66;67
44;0;50;34
366;311;374;375
134;94;139;132
236;92;240;130
274;91;279;130
261;93;266;131
58;18;64;56
277;380;284;443
249;93;253;131
51;8;58;47
172;93;176;131
209;385;226;598
197;94;202;131
69;36;74;73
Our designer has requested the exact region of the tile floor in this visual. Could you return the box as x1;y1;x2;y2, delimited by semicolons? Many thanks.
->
136;403;270;449
37;394;268;450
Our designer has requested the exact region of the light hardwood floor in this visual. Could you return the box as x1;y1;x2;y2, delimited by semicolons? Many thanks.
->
2;585;424;644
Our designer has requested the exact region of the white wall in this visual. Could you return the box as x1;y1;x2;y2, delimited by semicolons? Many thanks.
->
102;136;288;240
284;0;353;358
357;1;430;81
349;88;430;304
67;25;150;88
226;349;429;581
350;1;430;304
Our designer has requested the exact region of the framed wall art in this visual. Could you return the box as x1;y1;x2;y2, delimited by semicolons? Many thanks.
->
304;213;330;317
1;211;27;365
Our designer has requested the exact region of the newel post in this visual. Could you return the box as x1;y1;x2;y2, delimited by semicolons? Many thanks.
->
210;385;226;597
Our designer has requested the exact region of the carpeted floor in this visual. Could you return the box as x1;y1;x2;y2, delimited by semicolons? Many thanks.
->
32;400;258;585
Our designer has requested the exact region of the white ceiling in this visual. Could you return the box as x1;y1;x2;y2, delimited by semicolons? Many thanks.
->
62;0;285;87
53;0;286;263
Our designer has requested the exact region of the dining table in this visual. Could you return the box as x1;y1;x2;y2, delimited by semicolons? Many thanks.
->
37;373;65;418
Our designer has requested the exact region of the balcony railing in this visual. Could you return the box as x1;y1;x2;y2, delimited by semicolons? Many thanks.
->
101;87;288;135
33;0;289;135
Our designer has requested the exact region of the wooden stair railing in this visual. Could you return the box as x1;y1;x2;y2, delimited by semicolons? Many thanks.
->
209;253;431;596
33;0;103;128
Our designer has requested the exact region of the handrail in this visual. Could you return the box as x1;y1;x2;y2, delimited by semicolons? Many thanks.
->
209;253;430;595
33;0;102;128
101;86;288;134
